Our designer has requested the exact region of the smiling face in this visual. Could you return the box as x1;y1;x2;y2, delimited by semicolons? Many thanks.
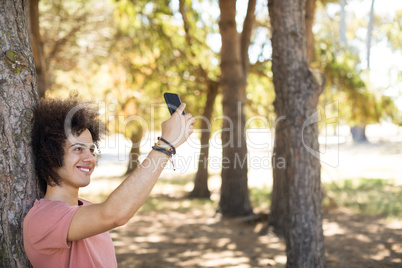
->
54;129;96;190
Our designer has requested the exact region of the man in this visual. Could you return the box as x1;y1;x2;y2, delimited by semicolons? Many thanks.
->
23;94;195;267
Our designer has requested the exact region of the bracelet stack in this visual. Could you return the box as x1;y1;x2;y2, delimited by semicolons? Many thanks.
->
152;137;176;170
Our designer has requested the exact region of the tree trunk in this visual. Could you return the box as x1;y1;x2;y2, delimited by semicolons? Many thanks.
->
29;0;48;98
268;0;325;267
269;0;318;237
305;0;316;65
217;0;255;217
188;80;218;199
125;126;143;175
351;125;367;143
366;0;375;69
0;1;41;267
340;0;347;45
268;131;287;236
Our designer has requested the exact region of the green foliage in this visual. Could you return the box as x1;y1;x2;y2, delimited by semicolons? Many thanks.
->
38;0;400;140
314;4;399;126
38;0;275;138
246;62;276;128
325;55;379;124
108;0;221;134
374;10;402;51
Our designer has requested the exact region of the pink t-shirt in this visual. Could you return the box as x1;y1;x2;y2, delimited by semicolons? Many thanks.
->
23;198;117;268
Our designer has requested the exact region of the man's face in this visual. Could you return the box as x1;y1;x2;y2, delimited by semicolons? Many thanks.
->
55;129;96;190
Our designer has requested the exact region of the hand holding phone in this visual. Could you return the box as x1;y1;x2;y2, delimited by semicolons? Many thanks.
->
161;93;194;148
164;92;185;115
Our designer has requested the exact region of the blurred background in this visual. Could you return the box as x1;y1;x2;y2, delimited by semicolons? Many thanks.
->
28;0;401;266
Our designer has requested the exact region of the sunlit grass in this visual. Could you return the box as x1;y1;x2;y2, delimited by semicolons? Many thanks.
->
248;178;402;219
249;187;272;212
323;178;402;219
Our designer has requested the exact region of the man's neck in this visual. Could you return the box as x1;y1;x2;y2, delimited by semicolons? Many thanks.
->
44;185;79;206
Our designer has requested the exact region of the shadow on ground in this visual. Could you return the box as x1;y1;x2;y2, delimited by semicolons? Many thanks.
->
110;195;402;268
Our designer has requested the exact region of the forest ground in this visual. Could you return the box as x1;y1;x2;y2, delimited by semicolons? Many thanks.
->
81;127;402;267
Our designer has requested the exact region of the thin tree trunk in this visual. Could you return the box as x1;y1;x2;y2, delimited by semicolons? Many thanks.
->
178;0;219;199
366;0;375;69
29;0;48;98
188;80;218;199
268;131;287;236
340;0;347;45
218;0;255;217
0;1;41;267
305;0;316;64
125;129;143;175
268;0;325;266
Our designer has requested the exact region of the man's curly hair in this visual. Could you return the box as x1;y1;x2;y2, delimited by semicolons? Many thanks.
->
32;93;106;193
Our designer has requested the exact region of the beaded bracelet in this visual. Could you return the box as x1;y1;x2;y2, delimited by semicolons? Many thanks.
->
152;142;176;171
154;142;175;155
152;145;173;157
157;137;176;155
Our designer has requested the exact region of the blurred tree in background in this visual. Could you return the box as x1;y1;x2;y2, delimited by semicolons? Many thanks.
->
33;0;112;97
29;0;47;97
313;0;401;141
217;0;256;217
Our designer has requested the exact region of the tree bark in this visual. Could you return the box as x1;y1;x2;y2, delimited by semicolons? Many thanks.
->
0;1;41;267
188;80;218;199
268;128;287;236
29;0;48;98
268;0;325;267
268;0;318;238
218;0;255;217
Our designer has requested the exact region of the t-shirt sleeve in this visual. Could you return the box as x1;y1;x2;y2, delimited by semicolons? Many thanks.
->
25;201;81;250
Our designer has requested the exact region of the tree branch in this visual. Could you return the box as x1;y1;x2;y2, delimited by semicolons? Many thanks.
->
46;12;88;63
240;0;256;77
178;0;208;80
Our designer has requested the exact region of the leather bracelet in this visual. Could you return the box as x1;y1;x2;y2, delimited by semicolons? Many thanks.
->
152;145;175;171
155;142;175;155
152;145;173;157
157;137;176;155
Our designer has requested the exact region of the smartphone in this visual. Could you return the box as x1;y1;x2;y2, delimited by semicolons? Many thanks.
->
164;92;185;115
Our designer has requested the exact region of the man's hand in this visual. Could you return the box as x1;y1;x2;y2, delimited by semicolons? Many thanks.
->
161;103;195;148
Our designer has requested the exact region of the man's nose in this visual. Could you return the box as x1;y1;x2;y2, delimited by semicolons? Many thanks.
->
82;148;96;161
